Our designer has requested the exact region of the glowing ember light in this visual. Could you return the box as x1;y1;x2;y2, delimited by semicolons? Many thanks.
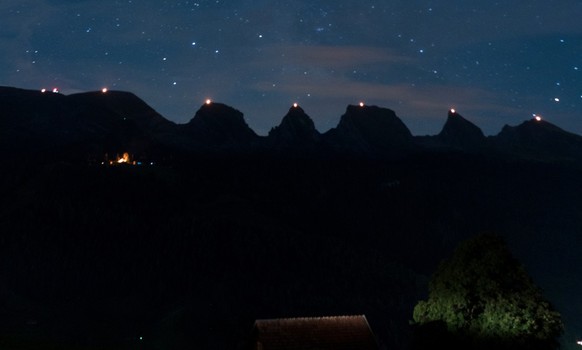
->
117;152;130;164
102;88;108;93
205;99;212;105
41;88;46;93
359;102;365;107
293;103;298;108
52;88;59;93
450;108;456;114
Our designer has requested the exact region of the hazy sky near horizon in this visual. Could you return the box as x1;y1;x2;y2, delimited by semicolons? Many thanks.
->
1;1;581;135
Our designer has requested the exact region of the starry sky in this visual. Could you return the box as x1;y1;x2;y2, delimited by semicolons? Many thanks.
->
2;1;582;136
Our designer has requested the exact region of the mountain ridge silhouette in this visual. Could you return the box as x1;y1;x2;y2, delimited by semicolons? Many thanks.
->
2;86;582;163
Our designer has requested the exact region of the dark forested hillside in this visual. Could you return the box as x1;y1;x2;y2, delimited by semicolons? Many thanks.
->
1;153;581;350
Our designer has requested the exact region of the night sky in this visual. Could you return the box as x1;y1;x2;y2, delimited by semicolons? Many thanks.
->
2;1;582;136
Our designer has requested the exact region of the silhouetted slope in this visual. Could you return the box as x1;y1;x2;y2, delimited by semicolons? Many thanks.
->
0;87;70;150
491;118;582;162
0;87;174;161
437;109;486;150
3;86;582;164
64;91;177;160
267;105;322;152
181;102;260;152
68;91;176;135
324;104;414;156
415;110;485;152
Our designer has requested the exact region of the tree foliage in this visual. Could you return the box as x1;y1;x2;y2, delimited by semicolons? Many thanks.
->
412;233;563;349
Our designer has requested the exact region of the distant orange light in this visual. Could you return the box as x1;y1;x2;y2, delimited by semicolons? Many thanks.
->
293;103;298;108
117;152;130;164
359;102;365;107
102;88;108;93
535;116;542;122
205;99;212;105
450;108;456;114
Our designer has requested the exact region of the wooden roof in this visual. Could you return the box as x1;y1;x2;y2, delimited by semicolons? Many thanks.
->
250;315;378;350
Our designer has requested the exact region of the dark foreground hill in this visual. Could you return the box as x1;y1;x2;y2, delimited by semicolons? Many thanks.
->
1;87;582;350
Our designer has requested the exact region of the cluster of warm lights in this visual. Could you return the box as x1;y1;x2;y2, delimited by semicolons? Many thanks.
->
117;152;131;164
533;114;542;122
41;88;59;93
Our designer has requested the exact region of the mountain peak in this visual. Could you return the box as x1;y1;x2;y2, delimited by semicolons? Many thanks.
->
268;105;320;144
184;101;258;149
499;117;574;140
437;109;485;150
493;117;582;161
188;102;251;130
325;104;413;154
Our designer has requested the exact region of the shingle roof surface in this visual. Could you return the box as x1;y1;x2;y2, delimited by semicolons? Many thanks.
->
252;315;378;350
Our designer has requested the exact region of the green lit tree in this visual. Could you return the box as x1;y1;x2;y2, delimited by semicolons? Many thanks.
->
412;233;563;350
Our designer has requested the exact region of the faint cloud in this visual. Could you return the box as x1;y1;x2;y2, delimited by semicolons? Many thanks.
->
268;44;413;69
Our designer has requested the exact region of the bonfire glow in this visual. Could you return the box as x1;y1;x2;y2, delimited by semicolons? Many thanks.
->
117;152;130;163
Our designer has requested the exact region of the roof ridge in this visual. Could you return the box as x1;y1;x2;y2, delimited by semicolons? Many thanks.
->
255;315;366;323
